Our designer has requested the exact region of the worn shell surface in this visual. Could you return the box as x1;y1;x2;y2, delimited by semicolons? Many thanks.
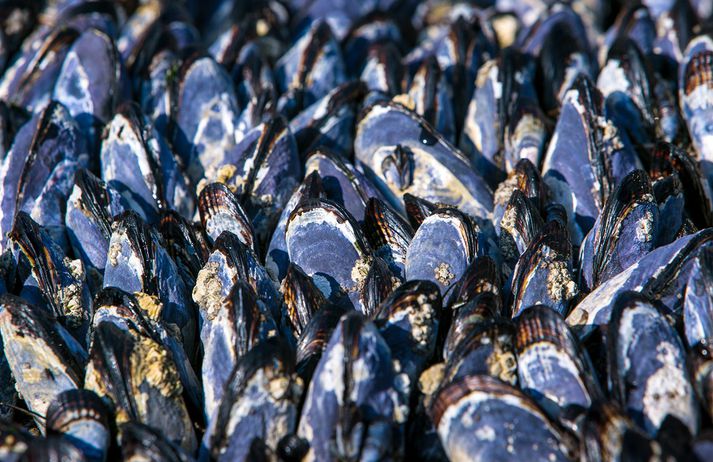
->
430;374;576;462
607;292;699;437
355;101;493;220
285;198;373;311
297;312;406;462
0;294;86;431
405;207;478;294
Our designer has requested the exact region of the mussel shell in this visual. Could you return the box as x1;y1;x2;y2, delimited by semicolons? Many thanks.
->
363;197;414;280
217;116;301;247
84;322;196;451
295;303;349;383
405;207;478;294
200;280;277;422
10;211;92;338
172;53;240;182
203;338;300;461
355;101;493;219
406;55;456;143
443;319;517;386
430;374;577;462
285;198;372;310
579;169;658;291
376;280;441;390
680;47;713;181
509;220;578;318
198;182;254;249
515;305;602;430
0;100;87;252
275;19;346;117
542;75;638;246
580;401;665;462
46;389;111;462
650;141;713;231
282;263;327;338
567;229;713;339
66;169;126;274
304;148;380;222
607;292;699;437
0;294;86;431
18;436;86;462
52;27;126;146
0;422;32;462
297;312;405;461
265;170;324;282
683;245;713;348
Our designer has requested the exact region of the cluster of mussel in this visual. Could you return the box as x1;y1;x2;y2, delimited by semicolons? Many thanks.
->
2;0;713;461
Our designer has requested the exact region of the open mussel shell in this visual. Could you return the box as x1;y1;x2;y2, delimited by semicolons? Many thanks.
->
0;294;86;432
198;182;254;249
580;401;666;462
515;305;602;432
200;280;277;424
405;207;478;294
266;170;324;282
202;338;301;461
579;169;659;292
509;220;578;318
430;374;578;462
285;198;373;311
363;197;414;281
607;292;699;438
355;101;493;220
297;312;406;461
45;389;111;462
84;322;196;452
567;229;713;339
